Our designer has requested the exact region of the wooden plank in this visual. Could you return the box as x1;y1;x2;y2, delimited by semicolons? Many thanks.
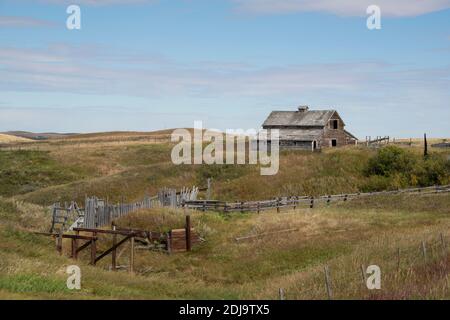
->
34;232;97;241
76;239;92;253
90;239;97;265
94;234;133;263
112;233;117;271
186;215;192;252
129;237;135;274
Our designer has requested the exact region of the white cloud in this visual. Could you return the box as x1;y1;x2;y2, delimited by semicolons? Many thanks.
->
0;44;449;136
33;0;156;5
233;0;450;17
0;45;448;99
0;16;54;27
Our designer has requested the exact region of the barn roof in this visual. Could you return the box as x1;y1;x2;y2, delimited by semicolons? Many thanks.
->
344;130;358;140
263;110;337;127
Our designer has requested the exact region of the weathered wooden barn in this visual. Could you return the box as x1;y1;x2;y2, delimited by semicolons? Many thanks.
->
262;106;358;150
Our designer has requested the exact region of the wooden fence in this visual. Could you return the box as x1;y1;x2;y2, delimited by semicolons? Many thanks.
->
51;185;205;232
183;184;450;213
37;215;202;271
84;194;161;229
52;183;450;232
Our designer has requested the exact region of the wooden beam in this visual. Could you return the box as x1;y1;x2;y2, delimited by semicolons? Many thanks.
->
90;238;97;265
112;233;117;271
129;236;135;274
94;234;133;264
34;232;97;241
185;215;191;252
76;239;92;254
71;238;78;260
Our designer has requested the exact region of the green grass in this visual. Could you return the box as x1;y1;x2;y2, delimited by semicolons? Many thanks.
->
2;192;449;300
0;274;69;294
0;150;90;197
0;139;449;299
5;143;448;207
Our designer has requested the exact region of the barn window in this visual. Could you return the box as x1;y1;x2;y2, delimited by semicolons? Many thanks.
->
331;119;338;129
331;139;337;147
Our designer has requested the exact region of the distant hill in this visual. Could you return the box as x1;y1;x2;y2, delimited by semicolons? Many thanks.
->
3;131;78;140
0;133;33;143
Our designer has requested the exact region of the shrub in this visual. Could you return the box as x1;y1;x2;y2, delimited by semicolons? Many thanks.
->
412;154;450;186
365;146;415;177
364;146;450;189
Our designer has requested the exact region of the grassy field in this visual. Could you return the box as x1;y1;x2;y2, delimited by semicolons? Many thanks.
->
0;134;32;144
0;132;449;299
0;194;448;299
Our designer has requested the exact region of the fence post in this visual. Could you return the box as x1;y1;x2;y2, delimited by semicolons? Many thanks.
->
186;215;192;252
324;266;333;300
166;232;172;255
112;228;117;272
397;248;401;272
129;236;135;274
422;241;427;261
90;238;97;265
279;288;285;300
57;229;63;255
257;202;260;214
310;197;314;209
276;198;280;213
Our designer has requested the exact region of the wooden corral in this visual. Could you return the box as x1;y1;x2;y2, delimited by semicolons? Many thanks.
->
36;215;202;272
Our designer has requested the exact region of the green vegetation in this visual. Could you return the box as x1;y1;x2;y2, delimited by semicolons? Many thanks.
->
363;145;450;191
0;144;446;206
0;136;449;299
0;194;448;299
0;150;89;197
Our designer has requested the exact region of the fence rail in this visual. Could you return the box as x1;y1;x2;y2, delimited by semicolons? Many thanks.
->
51;183;450;231
183;184;450;213
51;184;207;231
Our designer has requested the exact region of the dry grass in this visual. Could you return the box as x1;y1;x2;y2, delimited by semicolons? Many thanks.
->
0;192;449;299
0;134;32;144
0;131;449;299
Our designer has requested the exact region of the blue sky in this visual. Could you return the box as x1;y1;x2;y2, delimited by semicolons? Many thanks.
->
0;0;449;137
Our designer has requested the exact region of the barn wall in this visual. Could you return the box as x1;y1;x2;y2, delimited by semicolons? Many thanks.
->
322;112;347;148
280;140;314;150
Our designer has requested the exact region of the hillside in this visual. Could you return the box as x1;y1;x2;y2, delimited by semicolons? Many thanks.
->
0;193;448;299
0;131;449;299
3;131;77;140
0;134;32;144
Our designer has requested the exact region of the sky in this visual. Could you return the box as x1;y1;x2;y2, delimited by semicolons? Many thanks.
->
0;0;449;138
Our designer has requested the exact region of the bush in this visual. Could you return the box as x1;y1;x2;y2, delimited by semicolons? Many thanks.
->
365;146;415;177
364;146;450;189
412;154;450;186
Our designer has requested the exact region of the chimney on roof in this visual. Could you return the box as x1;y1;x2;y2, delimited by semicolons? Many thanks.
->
298;105;309;112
